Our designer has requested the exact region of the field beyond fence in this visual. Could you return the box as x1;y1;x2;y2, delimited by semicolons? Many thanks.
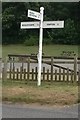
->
0;54;80;82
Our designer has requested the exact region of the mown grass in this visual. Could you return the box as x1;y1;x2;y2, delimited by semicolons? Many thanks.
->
2;44;79;59
2;80;78;106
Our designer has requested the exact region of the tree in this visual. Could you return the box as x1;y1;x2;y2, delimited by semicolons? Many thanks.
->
64;19;78;44
2;2;27;44
2;2;80;45
47;19;78;45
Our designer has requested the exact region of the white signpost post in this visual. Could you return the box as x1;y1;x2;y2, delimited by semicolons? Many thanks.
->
20;7;64;86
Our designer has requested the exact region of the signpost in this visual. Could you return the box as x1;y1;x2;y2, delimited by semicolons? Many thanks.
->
21;22;39;29
28;9;41;20
20;7;64;86
38;7;44;86
21;21;64;29
43;21;64;28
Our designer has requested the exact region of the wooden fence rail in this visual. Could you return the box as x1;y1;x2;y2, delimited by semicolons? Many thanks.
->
0;55;80;82
1;66;79;82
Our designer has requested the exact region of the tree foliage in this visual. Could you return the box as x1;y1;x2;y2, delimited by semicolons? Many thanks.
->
2;2;80;45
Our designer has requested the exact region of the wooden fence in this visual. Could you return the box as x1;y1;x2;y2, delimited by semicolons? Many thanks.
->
0;55;80;82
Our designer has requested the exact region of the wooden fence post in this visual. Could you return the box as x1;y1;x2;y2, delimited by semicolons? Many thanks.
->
2;68;4;81
63;69;65;81
32;69;34;80
20;67;23;80
74;56;77;81
51;57;53;81
55;69;57;81
35;67;37;81
21;58;24;71
16;68;19;80
78;70;80;84
3;57;8;81
43;67;45;81
12;57;15;70
9;58;12;80
8;57;13;80
47;69;49;81
24;69;26;80
59;67;61;81
71;71;74;82
27;57;30;80
67;68;69;82
12;66;15;80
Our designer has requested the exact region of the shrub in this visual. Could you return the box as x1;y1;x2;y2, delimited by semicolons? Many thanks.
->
24;36;38;46
43;38;52;45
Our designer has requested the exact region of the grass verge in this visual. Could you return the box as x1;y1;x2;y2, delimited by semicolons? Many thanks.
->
2;80;78;106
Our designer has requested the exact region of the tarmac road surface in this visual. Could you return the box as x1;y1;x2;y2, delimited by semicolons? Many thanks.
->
2;103;79;118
